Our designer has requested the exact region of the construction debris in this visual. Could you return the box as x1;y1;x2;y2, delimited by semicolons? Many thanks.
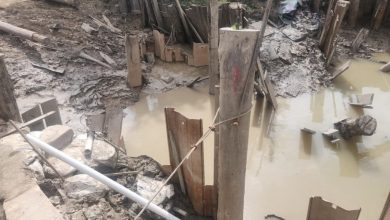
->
380;61;390;72
307;197;361;220
0;20;49;44
334;115;377;139
349;93;374;107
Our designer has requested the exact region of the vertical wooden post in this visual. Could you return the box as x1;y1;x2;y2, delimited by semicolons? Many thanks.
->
0;55;21;122
319;0;336;48
125;34;142;88
217;28;259;220
213;84;220;219
348;0;360;27
320;0;350;65
313;0;321;13
372;0;389;30
208;0;219;95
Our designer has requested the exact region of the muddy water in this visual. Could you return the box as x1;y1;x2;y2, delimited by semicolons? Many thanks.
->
122;54;390;220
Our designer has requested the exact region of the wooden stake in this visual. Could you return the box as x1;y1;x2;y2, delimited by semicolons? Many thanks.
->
351;28;369;52
125;34;142;87
372;0;389;30
348;0;360;27
213;84;220;219
0;55;21;122
208;0;219;95
217;27;259;220
319;0;336;48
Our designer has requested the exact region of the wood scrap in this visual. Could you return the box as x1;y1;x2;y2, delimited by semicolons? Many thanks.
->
125;34;142;87
102;15;121;33
0;20;49;44
99;52;117;69
31;62;65;74
330;60;351;80
81;23;97;34
75;50;112;69
89;15;121;34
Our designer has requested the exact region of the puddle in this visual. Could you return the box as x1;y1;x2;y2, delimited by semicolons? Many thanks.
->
122;54;390;219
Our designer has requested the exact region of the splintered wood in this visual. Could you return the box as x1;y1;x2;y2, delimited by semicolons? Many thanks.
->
0;55;21;122
164;108;210;216
306;197;361;220
125;34;142;88
319;0;350;65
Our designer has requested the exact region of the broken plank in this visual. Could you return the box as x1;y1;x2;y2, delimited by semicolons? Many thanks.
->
31;62;65;74
78;51;112;69
330;60;351;80
99;51;117;68
164;108;205;215
102;15;122;33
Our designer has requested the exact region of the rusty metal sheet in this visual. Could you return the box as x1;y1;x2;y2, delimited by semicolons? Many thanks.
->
164;107;205;215
306;197;361;220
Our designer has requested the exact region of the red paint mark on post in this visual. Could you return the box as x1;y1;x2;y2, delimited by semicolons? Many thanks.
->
232;65;240;93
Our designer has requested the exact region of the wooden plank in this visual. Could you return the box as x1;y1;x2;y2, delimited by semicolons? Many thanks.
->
208;0;219;95
164;108;205;215
153;30;166;60
380;192;390;220
151;0;164;28
0;55;21;122
185;5;208;42
372;0;389;30
306;197;361;220
125;34;142;87
0;21;49;44
40;98;62;126
193;43;208;66
103;106;123;146
21;105;44;131
168;130;186;195
348;0;360;27
264;71;278;110
351;28;369;52
203;185;214;216
217;27;259;220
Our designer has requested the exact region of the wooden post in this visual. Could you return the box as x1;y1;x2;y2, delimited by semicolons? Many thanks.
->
213;84;220;219
313;0;321;13
372;0;389;30
217;28;259;220
208;0;219;95
319;0;336;48
0;55;21;122
320;0;350;65
258;0;274;48
351;28;369;52
348;0;360;27
125;35;142;87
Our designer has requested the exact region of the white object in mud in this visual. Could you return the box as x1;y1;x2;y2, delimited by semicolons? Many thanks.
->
91;140;117;168
39;125;74;150
64;174;109;201
136;175;175;205
380;61;390;72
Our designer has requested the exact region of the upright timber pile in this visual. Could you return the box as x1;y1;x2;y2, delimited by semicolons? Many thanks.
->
208;0;219;95
319;0;350;65
217;27;259;220
0;55;21;122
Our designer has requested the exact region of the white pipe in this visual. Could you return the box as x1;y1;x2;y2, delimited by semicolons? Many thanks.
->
26;134;180;220
84;131;94;157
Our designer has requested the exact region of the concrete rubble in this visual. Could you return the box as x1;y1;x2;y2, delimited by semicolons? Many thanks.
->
334;115;377;139
64;174;109;202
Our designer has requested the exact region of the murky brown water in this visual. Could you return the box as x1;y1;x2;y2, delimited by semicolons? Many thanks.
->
123;54;390;220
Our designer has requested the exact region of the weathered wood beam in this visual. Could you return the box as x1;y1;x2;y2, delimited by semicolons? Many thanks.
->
351;28;369;52
125;34;142;87
217;27;259;220
0;20;49;44
208;0;219;95
372;0;389;30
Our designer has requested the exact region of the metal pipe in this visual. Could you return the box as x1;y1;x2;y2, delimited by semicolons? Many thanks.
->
26;134;180;220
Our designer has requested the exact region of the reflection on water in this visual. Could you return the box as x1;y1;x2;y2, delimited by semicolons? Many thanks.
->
122;55;390;220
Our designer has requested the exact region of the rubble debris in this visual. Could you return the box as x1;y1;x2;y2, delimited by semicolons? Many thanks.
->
91;140;118;168
349;93;374;107
281;25;307;42
301;127;316;134
136;175;175;205
380;61;390;72
81;23;97;34
334;115;377;139
331;60;350;80
0;20;49;44
39;125;74;150
64;174;109;202
89;15;121;34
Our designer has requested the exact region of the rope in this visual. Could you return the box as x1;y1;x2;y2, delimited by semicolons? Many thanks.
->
134;104;252;219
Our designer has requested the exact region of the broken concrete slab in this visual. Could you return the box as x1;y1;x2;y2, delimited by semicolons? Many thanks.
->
39;125;74;150
91;140;117;168
64;174;109;202
334;115;377;139
4;185;64;220
349;93;374;107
